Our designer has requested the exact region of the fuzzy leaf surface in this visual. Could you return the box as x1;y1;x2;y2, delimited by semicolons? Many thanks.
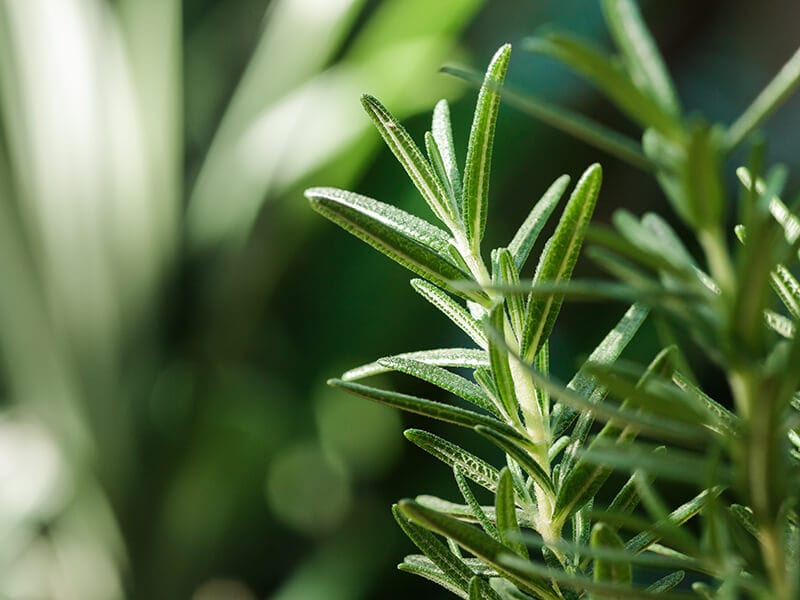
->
521;163;602;361
463;44;511;247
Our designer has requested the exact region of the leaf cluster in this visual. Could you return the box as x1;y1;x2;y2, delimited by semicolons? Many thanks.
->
306;2;800;598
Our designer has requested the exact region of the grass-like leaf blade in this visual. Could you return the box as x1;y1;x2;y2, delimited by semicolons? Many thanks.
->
463;44;511;248
601;0;681;116
521;163;602;361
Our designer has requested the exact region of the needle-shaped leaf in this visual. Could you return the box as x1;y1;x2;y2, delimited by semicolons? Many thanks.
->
342;348;489;381
405;429;501;493
442;65;652;171
393;504;476;592
521;164;603;361
765;309;796;339
494;249;526;336
379;357;497;415
671;371;741;437
601;0;681;116
469;575;498;600
360;94;455;225
498;554;689;600
475;426;554;497
398;559;467;599
329;379;518;436
426;131;456;211
591;522;632;586
496;468;527;558
306;187;479;300
415;496;533;529
726;46;800;150
578;441;726;486
509;175;570;272
771;264;800;320
553;347;674;526
432;99;463;213
486;304;519;421
524;33;680;136
647;571;685;593
624;488;720;554
454;466;500;539
398;500;559;600
411;279;488;348
463;44;512;248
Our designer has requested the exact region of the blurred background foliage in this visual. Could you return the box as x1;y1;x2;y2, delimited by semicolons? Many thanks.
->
0;0;797;598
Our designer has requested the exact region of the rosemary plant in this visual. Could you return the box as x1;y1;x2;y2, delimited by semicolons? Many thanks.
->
306;1;800;598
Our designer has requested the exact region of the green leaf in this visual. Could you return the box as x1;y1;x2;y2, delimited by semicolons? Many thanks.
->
509;175;570;271
624;487;721;554
671;371;741;437
432;99;463;212
360;94;455;225
415;495;534;529
771;264;800;320
497;554;690;599
496;468;528;558
475;426;554;497
398;558;467;599
398;500;559;600
426;131;457;212
442;65;652;171
405;429;501;493
454;466;500;539
553;348;675;526
685;121;724;229
463;44;512;248
392;505;475;591
646;571;685;593
577;441;726;486
306;187;481;301
552;303;649;437
765;309;796;339
494;249;525;336
379;356;497;414
468;575;497;600
342;348;489;381
726;46;800;150
328;379;518;435
591;522;632;586
486;304;519;422
524;33;680;136
411;279;488;348
601;0;681;116
521;163;603;361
